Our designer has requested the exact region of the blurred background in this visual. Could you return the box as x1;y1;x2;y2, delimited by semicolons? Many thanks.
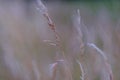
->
0;0;120;80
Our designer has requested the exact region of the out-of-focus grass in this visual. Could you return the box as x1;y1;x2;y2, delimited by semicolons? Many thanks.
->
0;1;120;80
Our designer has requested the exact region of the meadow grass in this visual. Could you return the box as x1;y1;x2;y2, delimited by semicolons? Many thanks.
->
0;0;120;80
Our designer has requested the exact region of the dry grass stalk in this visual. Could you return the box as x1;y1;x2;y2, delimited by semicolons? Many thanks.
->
73;9;85;55
87;43;113;80
36;0;66;61
73;9;113;80
76;60;85;80
36;0;73;80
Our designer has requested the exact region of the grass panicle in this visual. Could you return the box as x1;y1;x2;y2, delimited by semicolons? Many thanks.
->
36;0;73;80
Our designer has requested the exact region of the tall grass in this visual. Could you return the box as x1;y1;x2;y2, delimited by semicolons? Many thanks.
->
0;0;120;80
